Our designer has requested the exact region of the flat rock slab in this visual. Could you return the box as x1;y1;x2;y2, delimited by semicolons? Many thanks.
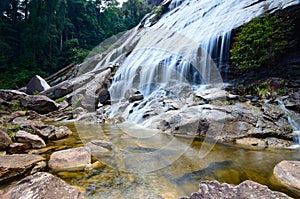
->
273;160;300;190
20;95;58;114
180;180;291;199
48;147;91;171
15;130;46;149
0;154;45;183
1;172;84;199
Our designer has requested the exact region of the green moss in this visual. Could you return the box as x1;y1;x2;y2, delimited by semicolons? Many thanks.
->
55;97;66;103
72;96;83;109
9;101;26;112
150;5;163;23
230;10;297;69
6;124;20;138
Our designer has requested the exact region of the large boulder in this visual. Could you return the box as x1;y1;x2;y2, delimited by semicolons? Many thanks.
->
180;180;292;199
273;160;300;191
0;127;11;150
26;75;51;95
20;95;59;114
48;147;91;171
15;130;46;149
1;172;84;199
0;154;45;183
147;103;293;142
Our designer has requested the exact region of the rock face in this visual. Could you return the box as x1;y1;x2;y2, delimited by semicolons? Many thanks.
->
1;172;84;199
273;160;300;191
20;95;59;114
180;180;292;199
15;130;46;149
26;75;51;95
284;90;300;113
0;154;45;183
48;147;91;171
145;102;293;142
0;127;11;150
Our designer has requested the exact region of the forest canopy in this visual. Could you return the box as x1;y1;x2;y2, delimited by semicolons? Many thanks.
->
0;0;152;88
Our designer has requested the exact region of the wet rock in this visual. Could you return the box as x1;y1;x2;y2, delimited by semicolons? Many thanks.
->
85;141;111;157
0;127;11;150
284;90;300;113
1;172;84;199
0;154;45;183
265;137;292;148
90;140;113;150
98;89;110;105
148;103;293;142
20;95;59;114
8;142;31;154
273;160;300;190
262;104;285;120
180;180;291;199
48;126;72;140
194;87;226;101
38;125;56;139
26;75;51;95
15;130;46;149
236;138;267;147
48;147;91;171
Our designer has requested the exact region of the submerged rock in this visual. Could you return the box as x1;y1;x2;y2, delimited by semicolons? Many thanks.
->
49;126;72;140
180;180;292;199
273;160;300;191
26;75;51;95
1;172;84;199
0;154;45;183
20;95;59;114
48;147;91;171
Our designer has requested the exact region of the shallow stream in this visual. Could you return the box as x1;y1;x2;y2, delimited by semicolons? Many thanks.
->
42;122;300;199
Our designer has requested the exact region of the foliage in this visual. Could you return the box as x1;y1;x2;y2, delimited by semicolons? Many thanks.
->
0;0;152;89
55;97;66;103
72;96;83;109
230;11;296;69
6;124;20;138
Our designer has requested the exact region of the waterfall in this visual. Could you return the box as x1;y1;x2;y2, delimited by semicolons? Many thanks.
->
278;100;300;147
107;0;299;120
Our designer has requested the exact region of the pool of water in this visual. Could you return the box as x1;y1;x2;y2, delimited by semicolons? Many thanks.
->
43;122;300;199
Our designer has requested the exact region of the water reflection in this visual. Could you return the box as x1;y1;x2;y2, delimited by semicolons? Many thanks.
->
46;122;300;198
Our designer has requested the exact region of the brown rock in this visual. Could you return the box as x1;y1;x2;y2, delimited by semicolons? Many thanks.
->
20;95;59;114
8;142;31;154
1;172;84;199
180;180;291;199
49;126;72;140
48;147;91;171
0;154;45;183
0;127;11;150
273;160;300;190
15;130;46;149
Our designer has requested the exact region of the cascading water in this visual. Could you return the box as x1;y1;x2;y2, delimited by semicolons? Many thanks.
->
106;0;299;121
278;100;300;147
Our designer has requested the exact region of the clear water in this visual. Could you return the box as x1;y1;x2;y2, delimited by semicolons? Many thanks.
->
40;122;300;199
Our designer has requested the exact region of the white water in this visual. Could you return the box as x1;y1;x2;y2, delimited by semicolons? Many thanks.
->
106;0;299;119
278;100;300;147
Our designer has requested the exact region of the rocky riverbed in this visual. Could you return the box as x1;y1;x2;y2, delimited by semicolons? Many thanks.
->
0;67;299;198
